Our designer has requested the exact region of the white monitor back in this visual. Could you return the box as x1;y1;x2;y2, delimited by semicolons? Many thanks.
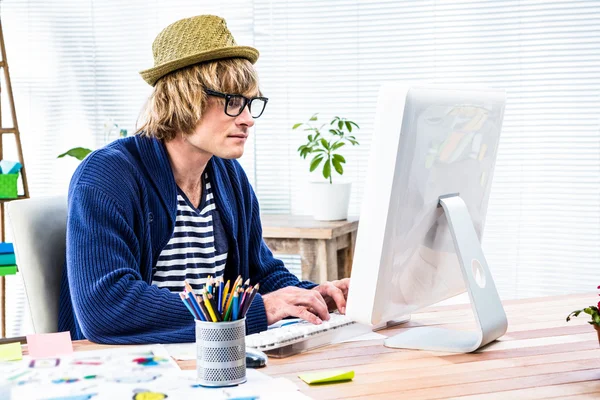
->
347;82;506;326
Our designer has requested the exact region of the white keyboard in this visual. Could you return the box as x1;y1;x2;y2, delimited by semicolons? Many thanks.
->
245;313;373;358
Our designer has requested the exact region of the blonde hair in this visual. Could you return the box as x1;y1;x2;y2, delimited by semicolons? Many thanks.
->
136;58;260;141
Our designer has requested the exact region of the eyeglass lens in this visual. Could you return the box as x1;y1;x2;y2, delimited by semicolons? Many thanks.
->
226;96;267;118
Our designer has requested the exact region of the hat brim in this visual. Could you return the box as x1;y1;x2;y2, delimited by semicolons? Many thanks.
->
139;46;259;86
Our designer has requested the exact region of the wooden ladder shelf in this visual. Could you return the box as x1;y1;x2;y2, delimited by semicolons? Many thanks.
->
0;20;30;338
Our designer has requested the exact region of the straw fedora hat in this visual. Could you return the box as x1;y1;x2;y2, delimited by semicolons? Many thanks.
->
139;15;259;86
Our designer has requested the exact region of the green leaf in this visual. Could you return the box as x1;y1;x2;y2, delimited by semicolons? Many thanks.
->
349;121;360;129
323;159;331;179
331;142;346;151
345;121;352;132
58;147;93;161
310;113;318;121
567;310;583;322
308;135;313;142
333;154;346;164
310;155;324;172
320;138;330;150
293;123;302;130
332;157;344;175
338;121;343;130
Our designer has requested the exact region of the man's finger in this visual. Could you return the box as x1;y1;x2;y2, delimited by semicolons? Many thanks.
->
290;305;322;325
327;284;347;314
336;278;351;293
311;288;328;309
303;291;330;321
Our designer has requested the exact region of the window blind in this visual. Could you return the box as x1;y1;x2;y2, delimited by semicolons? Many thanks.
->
252;0;600;300
2;0;599;335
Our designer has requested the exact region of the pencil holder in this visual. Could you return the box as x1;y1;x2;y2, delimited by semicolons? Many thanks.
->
195;318;246;387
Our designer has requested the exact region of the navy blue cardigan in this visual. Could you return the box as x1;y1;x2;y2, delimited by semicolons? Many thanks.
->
58;135;316;344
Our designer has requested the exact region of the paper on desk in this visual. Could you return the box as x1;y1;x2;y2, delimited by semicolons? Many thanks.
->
26;331;73;358
7;346;310;400
0;380;10;400
176;368;311;399
163;342;195;360
9;345;182;399
0;342;22;361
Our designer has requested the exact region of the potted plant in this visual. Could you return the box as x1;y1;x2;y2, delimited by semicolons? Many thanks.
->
566;285;600;345
294;113;359;221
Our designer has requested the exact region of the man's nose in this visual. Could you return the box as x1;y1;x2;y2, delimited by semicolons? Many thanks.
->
236;105;255;128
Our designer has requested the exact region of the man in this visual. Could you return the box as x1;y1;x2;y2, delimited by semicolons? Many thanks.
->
58;14;350;344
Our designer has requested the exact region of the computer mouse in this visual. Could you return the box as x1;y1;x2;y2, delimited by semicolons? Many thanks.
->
245;347;268;368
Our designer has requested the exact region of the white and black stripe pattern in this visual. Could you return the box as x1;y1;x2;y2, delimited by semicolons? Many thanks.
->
152;173;228;295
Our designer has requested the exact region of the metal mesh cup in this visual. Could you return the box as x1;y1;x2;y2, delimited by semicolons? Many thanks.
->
195;318;246;387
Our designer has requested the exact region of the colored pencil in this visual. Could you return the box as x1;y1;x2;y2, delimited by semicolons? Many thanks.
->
202;293;218;322
185;291;206;321
221;281;230;311
207;293;222;322
241;283;260;318
224;291;236;321
218;278;224;314
197;296;211;321
232;290;240;321
179;292;198;319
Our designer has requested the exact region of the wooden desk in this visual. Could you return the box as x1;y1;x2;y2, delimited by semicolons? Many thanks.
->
261;214;359;283
66;293;600;399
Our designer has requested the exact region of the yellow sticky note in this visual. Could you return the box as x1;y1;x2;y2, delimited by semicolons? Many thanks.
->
298;369;354;385
0;341;22;361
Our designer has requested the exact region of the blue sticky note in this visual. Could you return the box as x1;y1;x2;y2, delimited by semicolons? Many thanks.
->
0;160;21;175
0;243;13;254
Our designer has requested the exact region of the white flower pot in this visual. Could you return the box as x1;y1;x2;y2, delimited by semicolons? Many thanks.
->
310;182;352;221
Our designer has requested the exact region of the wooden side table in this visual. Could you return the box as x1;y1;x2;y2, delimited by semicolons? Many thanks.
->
260;214;359;283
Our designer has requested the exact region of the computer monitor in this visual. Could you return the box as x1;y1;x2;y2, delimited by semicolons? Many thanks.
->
346;82;508;352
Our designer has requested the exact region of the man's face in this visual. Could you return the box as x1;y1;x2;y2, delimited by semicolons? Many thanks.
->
185;97;255;159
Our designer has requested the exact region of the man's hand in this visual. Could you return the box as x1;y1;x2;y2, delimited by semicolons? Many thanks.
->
312;278;350;314
262;286;330;326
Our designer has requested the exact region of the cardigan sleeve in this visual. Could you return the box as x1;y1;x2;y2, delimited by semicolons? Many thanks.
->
66;184;195;344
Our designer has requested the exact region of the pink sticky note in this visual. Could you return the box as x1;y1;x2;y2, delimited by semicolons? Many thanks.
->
26;331;73;358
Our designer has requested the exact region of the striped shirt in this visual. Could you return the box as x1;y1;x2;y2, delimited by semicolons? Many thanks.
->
152;172;228;295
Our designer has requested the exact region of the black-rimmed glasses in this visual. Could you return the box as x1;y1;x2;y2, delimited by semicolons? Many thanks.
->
205;89;269;119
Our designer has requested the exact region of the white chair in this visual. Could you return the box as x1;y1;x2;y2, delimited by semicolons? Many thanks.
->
6;196;67;333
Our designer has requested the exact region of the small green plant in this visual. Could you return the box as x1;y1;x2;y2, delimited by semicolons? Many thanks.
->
294;114;360;184
58;120;127;161
566;285;600;326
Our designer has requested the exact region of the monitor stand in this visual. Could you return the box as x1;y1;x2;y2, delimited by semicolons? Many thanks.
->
384;194;508;353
